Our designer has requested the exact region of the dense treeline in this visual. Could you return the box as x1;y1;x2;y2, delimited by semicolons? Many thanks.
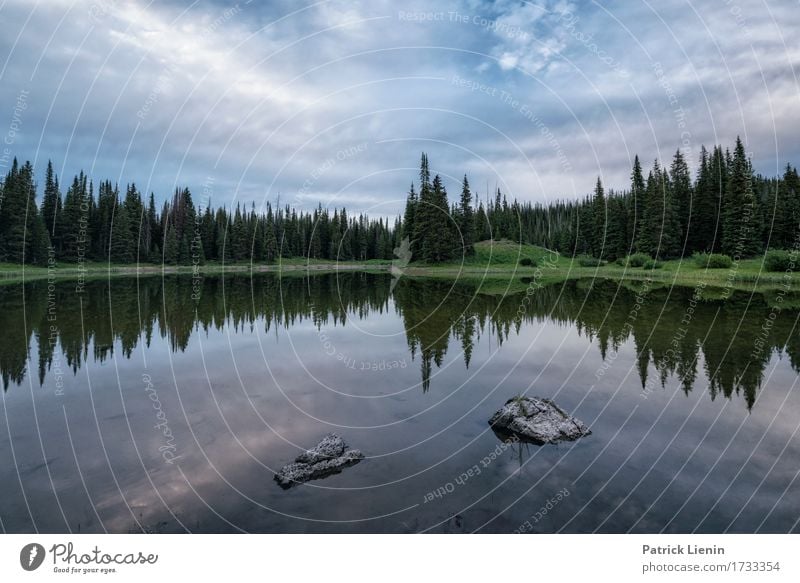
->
0;159;399;266
403;140;798;262
450;137;799;260
2;138;797;267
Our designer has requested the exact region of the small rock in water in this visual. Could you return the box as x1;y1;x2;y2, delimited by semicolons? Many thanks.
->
488;396;590;444
275;433;364;489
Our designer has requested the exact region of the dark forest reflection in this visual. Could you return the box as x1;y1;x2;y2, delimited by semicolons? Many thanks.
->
2;273;799;409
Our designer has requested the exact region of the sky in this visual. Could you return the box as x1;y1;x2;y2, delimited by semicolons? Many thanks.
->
0;0;798;217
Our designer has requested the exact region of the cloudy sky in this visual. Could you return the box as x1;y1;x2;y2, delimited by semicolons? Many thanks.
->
0;0;798;216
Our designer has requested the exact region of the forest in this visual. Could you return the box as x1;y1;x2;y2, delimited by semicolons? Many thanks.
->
402;139;800;262
0;137;797;267
0;159;400;266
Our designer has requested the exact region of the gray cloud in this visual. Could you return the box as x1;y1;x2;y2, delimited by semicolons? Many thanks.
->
0;0;797;217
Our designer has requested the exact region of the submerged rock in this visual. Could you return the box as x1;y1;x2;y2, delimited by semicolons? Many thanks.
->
275;433;364;489
489;396;590;444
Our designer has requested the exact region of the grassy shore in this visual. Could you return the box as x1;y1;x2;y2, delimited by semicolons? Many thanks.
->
2;240;798;296
402;240;800;295
0;257;391;285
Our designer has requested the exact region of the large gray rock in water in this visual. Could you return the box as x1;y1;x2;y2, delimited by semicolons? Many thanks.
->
275;433;364;489
489;396;590;444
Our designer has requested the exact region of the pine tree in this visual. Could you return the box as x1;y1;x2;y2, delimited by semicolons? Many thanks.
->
230;204;247;261
637;162;662;257
0;159;22;262
412;153;434;261
252;217;266;262
474;202;489;241
576;197;593;255
591;177;606;257
629;155;645;252
169;187;198;264
30;209;51;266
402;182;417;253
163;225;178;265
215;208;232;263
146;193;161;262
110;199;134;263
59;173;91;261
458;175;475;255
420;152;431;190
412;159;456;264
309;205;323;259
660;165;682;258
0;160;50;265
427;174;454;262
635;160;682;258
669;150;691;254
780;165;800;247
139;192;155;261
200;204;216;261
265;206;278;262
41;160;61;251
605;195;629;260
722;137;761;257
708;145;728;252
124;183;145;261
492;190;502;239
90;180;113;259
690;147;718;252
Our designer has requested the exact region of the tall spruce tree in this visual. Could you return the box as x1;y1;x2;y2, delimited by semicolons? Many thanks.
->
708;145;728;252
110;198;134;263
124;183;145;261
474;202;489;242
415;172;454;263
629;155;645;252
163;225;178;265
458;175;475;255
690;146;717;252
636;160;681;258
265;205;278;262
660;165;682;258
0;159;21;262
146;193;161;262
92;180;115;259
637;161;662;257
669;149;692;254
41;160;61;251
412;153;434;261
402;182;417;245
576;197;594;255
59;173;91;262
722;137;761;257
591;177;606;257
605;195;629;260
0;159;50;265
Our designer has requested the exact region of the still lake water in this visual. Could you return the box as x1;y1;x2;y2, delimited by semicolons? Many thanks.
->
1;272;799;533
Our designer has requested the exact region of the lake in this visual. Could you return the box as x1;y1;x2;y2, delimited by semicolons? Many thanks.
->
1;272;799;533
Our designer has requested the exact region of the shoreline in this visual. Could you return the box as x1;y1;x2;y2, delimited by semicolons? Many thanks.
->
2;259;799;295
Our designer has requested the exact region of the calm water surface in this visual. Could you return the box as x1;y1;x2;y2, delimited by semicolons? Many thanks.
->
1;272;799;533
